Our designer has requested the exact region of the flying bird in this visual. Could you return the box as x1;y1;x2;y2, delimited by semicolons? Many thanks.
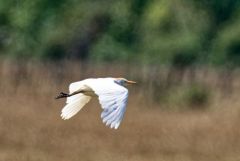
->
55;77;136;129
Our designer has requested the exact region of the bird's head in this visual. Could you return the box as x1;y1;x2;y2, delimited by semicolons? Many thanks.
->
114;78;137;86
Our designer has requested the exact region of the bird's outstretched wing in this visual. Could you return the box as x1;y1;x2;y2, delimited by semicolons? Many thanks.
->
87;78;129;129
61;82;91;120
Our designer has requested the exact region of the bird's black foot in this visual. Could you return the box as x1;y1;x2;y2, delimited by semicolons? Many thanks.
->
55;92;69;99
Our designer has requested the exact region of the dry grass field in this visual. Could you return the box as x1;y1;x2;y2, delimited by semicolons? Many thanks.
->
1;60;240;161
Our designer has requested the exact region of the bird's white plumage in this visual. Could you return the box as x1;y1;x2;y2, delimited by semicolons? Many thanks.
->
60;78;129;129
86;78;128;129
61;81;91;120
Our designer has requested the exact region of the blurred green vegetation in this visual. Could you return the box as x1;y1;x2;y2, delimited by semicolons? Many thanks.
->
0;0;240;66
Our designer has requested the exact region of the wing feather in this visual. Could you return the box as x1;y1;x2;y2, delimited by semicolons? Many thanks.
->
61;81;91;120
85;78;129;129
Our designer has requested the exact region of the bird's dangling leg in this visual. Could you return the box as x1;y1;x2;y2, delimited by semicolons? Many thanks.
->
55;92;70;99
55;90;84;99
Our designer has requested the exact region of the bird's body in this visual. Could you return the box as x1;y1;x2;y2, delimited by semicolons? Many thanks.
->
56;77;136;129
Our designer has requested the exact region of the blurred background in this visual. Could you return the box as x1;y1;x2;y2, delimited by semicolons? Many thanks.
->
1;0;240;161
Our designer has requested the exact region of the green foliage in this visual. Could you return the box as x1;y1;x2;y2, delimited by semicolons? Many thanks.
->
171;51;197;68
90;34;131;62
210;18;240;67
0;0;240;65
166;84;210;110
42;43;66;60
184;85;210;109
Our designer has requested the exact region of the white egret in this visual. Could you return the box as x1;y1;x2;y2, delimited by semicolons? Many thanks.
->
56;77;136;129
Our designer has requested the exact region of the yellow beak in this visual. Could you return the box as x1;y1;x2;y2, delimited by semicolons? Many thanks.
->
126;80;137;84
